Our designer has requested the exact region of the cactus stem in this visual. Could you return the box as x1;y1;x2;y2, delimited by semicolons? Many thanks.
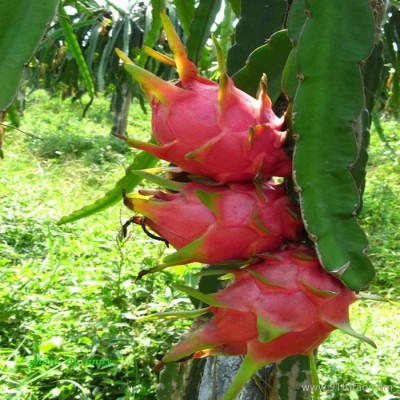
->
308;352;321;400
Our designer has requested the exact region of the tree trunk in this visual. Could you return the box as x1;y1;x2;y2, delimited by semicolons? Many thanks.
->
111;81;132;136
198;356;275;400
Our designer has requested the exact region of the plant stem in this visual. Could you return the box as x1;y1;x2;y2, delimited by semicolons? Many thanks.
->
308;352;320;400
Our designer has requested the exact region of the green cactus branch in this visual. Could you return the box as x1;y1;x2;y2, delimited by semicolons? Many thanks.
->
287;0;376;291
0;0;59;112
57;5;96;98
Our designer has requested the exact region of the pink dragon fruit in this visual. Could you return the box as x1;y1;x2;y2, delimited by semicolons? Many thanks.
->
115;11;291;184
154;245;375;400
123;172;303;270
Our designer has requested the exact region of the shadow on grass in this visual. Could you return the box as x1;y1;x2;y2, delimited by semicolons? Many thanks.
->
27;133;132;165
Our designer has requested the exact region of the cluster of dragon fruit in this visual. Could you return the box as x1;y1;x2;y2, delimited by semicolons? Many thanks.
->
115;12;374;398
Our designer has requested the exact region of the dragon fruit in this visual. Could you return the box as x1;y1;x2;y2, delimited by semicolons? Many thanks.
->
115;11;291;183
123;173;303;270
154;245;375;400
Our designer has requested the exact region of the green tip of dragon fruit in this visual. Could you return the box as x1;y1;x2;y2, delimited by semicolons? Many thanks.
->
115;48;186;105
211;34;231;109
143;46;176;67
156;245;374;400
159;10;197;85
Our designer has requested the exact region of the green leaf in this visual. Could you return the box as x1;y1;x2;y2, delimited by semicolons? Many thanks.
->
186;0;223;63
58;5;96;98
232;29;292;102
0;0;59;112
6;100;21;127
172;284;224;307
287;0;376;291
104;0;126;15
138;308;209;322
172;0;195;37
225;0;241;17
352;41;384;212
97;19;124;91
218;0;236;59
137;0;166;67
193;267;227;309
383;7;400;118
35;19;98;53
363;41;384;115
39;336;63;354
129;169;182;192
85;25;100;74
57;147;158;225
227;0;288;76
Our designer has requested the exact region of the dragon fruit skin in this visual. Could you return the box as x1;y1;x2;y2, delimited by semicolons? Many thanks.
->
115;12;291;183
158;246;374;400
124;181;303;266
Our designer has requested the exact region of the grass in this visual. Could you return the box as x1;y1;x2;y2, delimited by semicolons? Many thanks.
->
0;90;399;399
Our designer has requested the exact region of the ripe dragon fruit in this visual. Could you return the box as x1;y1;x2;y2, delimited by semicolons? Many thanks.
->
123;172;303;270
114;11;291;184
152;245;375;400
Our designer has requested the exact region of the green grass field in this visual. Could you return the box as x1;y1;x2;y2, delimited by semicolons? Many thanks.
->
0;90;399;399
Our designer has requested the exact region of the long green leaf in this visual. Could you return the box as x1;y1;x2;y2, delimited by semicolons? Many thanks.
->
97;19;124;91
219;0;236;61
105;0;126;15
186;0;222;63
35;20;98;53
172;0;195;37
85;25;101;74
352;41;384;213
57;148;158;225
225;0;241;17
227;0;288;76
137;0;166;67
58;5;96;98
383;7;400;118
287;0;376;291
0;0;59;112
232;29;292;102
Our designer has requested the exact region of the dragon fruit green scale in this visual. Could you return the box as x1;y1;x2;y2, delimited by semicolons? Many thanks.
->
123;176;303;268
115;11;291;184
156;245;375;400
